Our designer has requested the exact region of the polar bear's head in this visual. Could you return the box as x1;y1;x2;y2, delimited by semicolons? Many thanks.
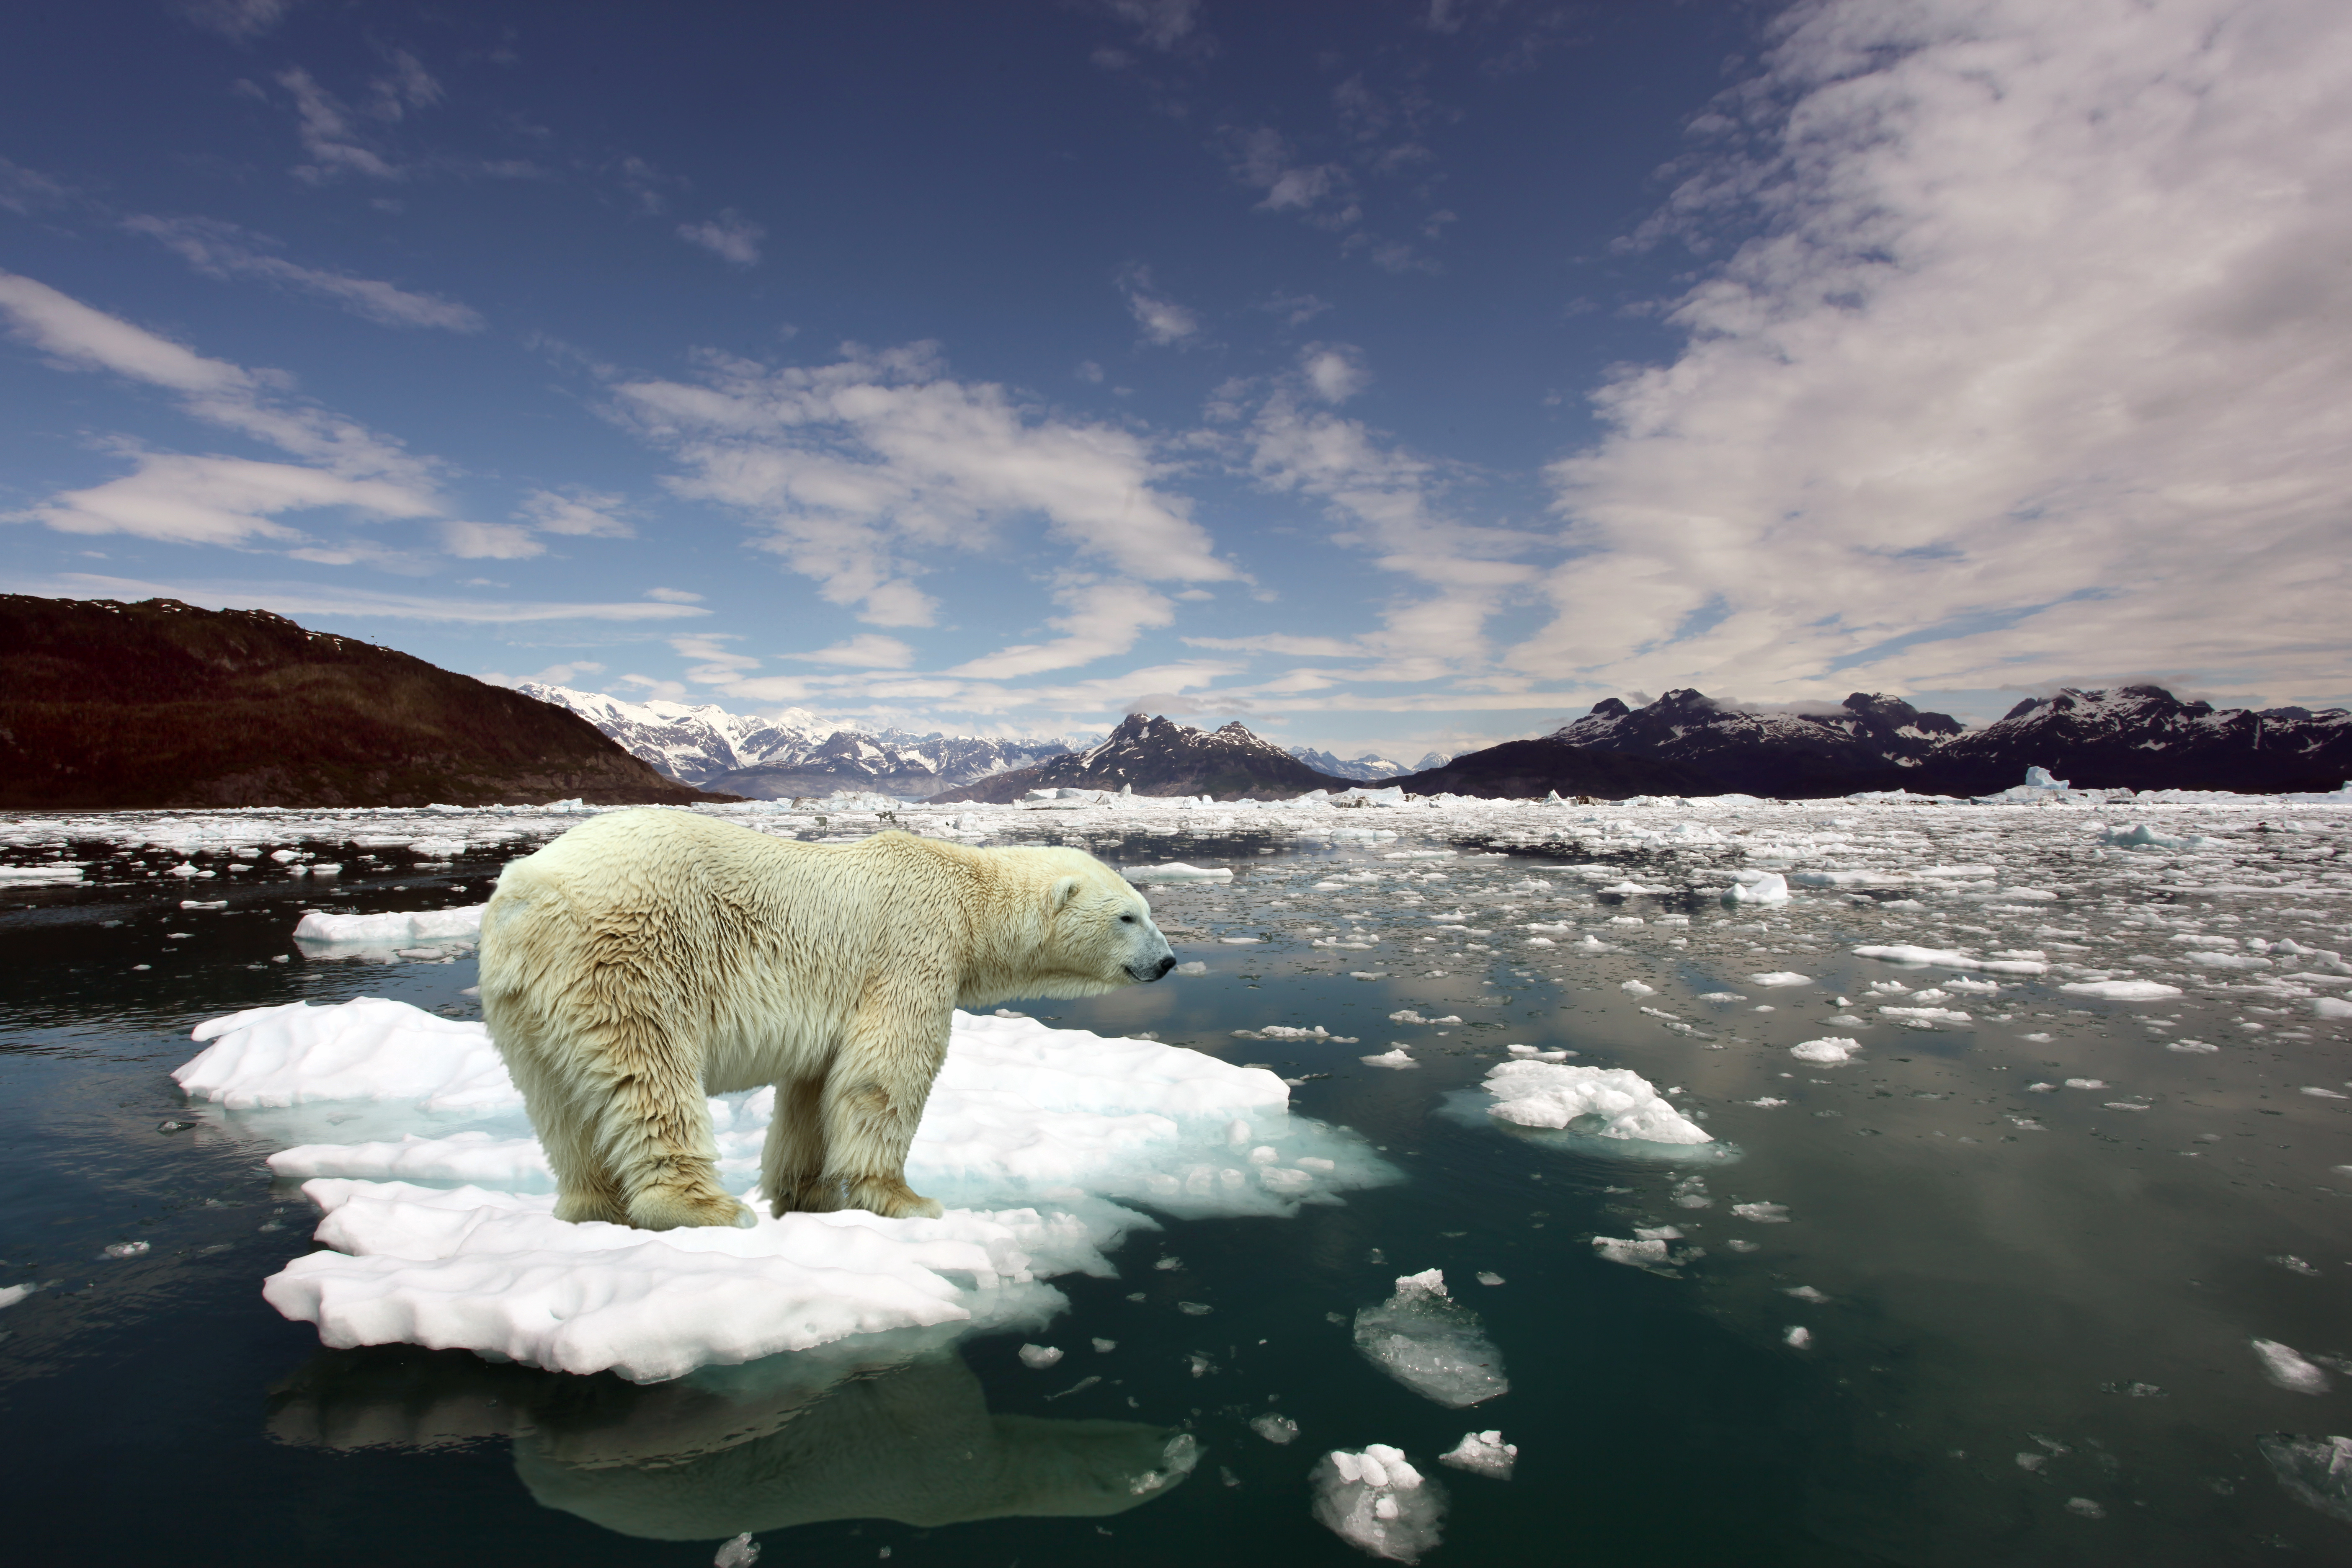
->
985;847;1176;1000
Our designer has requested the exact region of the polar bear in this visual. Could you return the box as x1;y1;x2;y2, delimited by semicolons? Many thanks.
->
477;809;1176;1229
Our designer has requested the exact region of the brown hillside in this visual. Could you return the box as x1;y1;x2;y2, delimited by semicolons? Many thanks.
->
0;595;734;809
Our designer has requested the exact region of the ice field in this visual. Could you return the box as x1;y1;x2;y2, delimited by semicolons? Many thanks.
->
1;783;2349;1565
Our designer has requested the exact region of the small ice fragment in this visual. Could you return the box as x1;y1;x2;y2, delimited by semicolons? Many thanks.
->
2064;1078;2106;1090
1187;1352;1215;1378
1251;1413;1301;1444
714;1532;760;1567
0;1283;34;1309
1179;1301;1213;1316
1353;1270;1508;1407
2253;1338;2331;1394
1155;1256;1184;1271
1175;961;1207;975
1093;1338;1118;1352
1784;1286;1829;1303
1591;1237;1673;1271
1789;1038;1860;1065
1439;1430;1516;1479
1475;1272;1504;1287
1784;1326;1813;1349
1018;1344;1065;1369
1620;980;1656;996
1361;1048;1419;1069
1312;1444;1445;1563
2065;1498;2106;1519
2257;1434;2352;1524
1747;972;1812;988
1731;1202;1790;1224
103;1240;150;1259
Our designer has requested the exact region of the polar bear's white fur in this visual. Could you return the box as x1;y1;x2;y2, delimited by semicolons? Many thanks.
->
478;810;1176;1230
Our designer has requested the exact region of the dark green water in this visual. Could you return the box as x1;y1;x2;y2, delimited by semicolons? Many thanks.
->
2;826;2348;1566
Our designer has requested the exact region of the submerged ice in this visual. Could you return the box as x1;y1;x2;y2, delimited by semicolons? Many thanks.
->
1312;1444;1446;1564
1351;1269;1508;1409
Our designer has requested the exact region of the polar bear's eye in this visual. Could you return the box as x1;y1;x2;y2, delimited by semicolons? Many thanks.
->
1120;913;1137;923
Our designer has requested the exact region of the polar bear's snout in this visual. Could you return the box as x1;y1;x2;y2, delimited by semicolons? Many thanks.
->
1129;951;1178;983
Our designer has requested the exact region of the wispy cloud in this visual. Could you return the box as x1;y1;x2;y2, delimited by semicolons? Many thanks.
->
180;0;302;41
1117;264;1200;347
124;215;483;331
518;487;633;538
786;633;917;668
947;578;1176;678
678;210;765;266
6;573;709;624
1532;0;2352;703
614;339;1233;628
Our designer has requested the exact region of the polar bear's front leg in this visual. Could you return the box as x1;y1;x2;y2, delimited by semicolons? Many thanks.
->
822;1011;948;1220
761;1077;841;1214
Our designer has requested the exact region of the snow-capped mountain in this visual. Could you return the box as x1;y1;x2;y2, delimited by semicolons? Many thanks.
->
1547;689;1965;795
516;683;1076;796
1286;746;1418;782
1921;685;2352;794
932;714;1360;802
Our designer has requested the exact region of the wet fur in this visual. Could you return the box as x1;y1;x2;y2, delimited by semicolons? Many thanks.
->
478;810;1173;1230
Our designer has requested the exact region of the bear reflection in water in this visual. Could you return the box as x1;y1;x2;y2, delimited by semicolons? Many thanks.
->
266;1338;1198;1540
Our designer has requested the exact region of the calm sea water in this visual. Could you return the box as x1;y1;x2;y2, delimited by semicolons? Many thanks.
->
2;822;2347;1566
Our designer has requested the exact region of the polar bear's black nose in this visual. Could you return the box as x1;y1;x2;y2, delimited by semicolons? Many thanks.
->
1144;954;1176;981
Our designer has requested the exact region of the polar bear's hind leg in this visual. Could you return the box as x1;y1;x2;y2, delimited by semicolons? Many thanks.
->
762;1076;842;1213
583;1011;749;1231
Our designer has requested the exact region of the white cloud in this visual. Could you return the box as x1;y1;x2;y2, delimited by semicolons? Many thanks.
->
1117;265;1200;346
1097;0;1202;52
0;270;246;393
181;0;301;40
948;579;1175;678
125;216;483;332
678;211;765;266
614;340;1231;627
1224;127;1349;218
17;454;435;547
643;586;703;603
1532;0;2352;705
1300;343;1369;403
518;487;633;537
787;634;917;668
6;572;711;623
438;520;545;559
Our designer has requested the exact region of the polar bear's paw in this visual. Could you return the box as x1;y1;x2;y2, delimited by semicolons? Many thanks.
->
625;1186;754;1232
845;1176;946;1221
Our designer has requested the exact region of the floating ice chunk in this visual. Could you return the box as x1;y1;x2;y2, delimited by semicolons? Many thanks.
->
1439;1430;1516;1479
104;1240;150;1259
1360;1049;1419;1070
292;905;487;944
2314;998;2352;1021
1784;1285;1829;1303
2166;1039;2220;1053
1620;980;1656;996
1019;1344;1065;1369
2060;980;2183;1001
1479;1062;1711;1145
1352;1270;1508;1408
2253;1338;2332;1395
1312;1444;1446;1563
714;1531;759;1567
1790;1038;1860;1065
1124;863;1231;882
1730;1202;1790;1224
1;863;88;886
1251;1413;1300;1444
1854;944;2048;975
2257;1434;2352;1524
1746;972;1812;988
1387;1011;1462;1025
1785;1326;1813;1349
1173;961;1207;976
1878;1006;1971;1025
1725;873;1790;905
0;1283;34;1309
175;998;521;1114
2102;823;2212;851
1591;1236;1674;1272
2186;951;2271;970
1475;1271;1504;1286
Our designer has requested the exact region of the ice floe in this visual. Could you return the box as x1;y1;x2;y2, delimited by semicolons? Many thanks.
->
1351;1269;1508;1408
1312;1444;1445;1563
175;997;1395;1379
1477;1061;1712;1145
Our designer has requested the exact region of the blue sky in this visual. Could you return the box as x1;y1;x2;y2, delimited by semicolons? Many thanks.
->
4;0;2347;757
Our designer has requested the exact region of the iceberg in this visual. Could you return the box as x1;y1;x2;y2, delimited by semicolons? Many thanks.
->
1351;1269;1508;1408
1312;1444;1446;1563
1479;1061;1711;1145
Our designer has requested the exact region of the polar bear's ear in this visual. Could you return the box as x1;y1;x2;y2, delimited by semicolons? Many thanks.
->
1047;875;1082;915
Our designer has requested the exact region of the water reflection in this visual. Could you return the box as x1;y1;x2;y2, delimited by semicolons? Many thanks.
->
266;1339;1197;1542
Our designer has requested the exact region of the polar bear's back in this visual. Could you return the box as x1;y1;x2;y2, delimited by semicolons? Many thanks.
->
480;812;976;1061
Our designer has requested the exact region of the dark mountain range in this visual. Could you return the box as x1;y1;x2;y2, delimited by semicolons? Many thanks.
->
1549;689;1965;796
1388;738;1721;800
1418;684;2352;799
1914;685;2352;795
927;713;1359;802
0;596;729;809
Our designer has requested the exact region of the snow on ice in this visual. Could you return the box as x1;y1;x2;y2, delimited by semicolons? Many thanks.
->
1312;1444;1446;1563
